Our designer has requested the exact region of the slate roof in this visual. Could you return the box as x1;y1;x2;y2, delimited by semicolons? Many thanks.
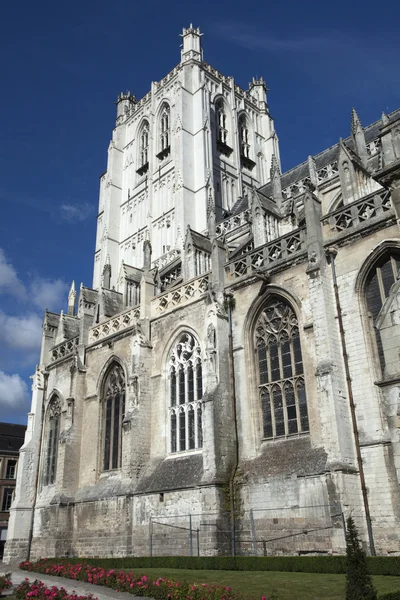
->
120;263;143;283
259;108;400;198
80;286;98;305
44;311;60;329
101;289;124;317
63;315;80;339
0;422;26;455
190;229;212;253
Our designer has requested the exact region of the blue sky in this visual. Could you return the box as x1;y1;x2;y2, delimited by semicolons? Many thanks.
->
1;0;399;424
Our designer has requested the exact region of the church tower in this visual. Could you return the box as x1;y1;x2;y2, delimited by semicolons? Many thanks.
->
93;25;279;291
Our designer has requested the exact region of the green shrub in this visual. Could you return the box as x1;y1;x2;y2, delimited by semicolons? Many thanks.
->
34;554;400;576
345;516;377;600
378;593;400;600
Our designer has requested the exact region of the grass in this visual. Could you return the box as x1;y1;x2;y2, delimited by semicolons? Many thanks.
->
129;568;400;600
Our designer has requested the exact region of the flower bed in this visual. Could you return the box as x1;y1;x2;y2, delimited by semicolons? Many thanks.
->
19;560;274;600
15;579;97;600
0;574;12;594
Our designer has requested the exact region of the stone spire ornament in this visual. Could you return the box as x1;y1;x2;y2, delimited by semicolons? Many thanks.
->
67;281;76;316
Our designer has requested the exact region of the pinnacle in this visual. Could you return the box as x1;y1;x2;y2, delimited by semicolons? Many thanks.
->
351;107;363;134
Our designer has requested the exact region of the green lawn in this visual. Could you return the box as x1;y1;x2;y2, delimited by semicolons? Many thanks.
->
131;568;400;600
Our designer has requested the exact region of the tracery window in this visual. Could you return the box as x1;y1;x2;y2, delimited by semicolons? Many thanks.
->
169;333;203;453
239;114;250;158
103;363;126;470
216;99;228;145
365;250;400;374
255;297;309;439
140;122;149;166
44;395;61;486
160;104;170;153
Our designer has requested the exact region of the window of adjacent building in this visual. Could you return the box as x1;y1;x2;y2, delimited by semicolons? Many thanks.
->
169;333;203;453
44;396;61;486
365;251;400;374
255;296;309;439
5;459;17;479
103;363;126;471
2;488;14;512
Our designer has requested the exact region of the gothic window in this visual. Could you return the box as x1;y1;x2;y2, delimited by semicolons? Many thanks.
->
255;297;309;439
216;99;227;145
157;104;171;159
44;395;61;486
365;251;400;374
136;121;150;175
239;114;250;158
169;333;203;453
102;362;126;470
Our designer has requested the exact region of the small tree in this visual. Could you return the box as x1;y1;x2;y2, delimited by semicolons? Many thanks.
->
345;516;377;600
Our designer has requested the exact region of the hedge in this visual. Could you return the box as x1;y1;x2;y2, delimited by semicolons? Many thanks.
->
378;594;400;600
37;555;400;576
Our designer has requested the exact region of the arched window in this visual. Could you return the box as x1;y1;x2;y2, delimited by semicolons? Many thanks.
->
44;395;61;485
216;99;227;144
102;362;126;470
136;121;149;175
255;297;309;439
239;114;250;158
169;333;203;453
365;250;400;374
157;104;171;159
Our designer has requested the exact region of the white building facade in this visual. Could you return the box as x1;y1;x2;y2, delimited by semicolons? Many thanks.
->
4;26;400;561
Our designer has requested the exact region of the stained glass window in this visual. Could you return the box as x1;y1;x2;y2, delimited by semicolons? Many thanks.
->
255;297;309;439
44;396;61;485
169;333;203;453
103;363;126;470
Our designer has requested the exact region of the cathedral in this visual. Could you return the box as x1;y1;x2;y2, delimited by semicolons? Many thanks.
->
5;25;400;562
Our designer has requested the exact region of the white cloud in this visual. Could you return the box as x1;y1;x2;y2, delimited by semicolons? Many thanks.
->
0;371;30;409
30;277;69;312
60;202;94;222
0;311;43;352
0;248;26;299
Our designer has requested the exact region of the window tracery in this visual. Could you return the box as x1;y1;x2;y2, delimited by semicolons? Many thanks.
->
255;297;309;439
102;362;126;470
169;333;203;453
239;114;250;158
365;251;400;374
137;121;149;175
158;104;171;159
44;395;61;485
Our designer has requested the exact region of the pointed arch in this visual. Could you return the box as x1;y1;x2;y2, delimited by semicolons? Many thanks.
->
136;119;150;175
167;331;203;453
43;393;62;485
101;360;126;470
356;241;400;376
214;96;233;157
157;101;171;160
252;294;309;439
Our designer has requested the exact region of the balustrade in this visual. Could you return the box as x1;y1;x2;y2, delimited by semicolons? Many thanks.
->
89;305;140;343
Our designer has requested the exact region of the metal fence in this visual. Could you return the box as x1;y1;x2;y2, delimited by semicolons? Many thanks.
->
147;503;347;556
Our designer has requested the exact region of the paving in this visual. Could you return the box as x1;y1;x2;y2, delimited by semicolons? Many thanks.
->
0;564;143;600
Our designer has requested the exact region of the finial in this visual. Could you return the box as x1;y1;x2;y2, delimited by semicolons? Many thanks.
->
351;108;363;135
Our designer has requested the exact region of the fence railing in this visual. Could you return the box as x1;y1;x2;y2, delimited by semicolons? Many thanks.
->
225;227;307;280
50;336;79;363
322;189;393;237
88;305;140;344
152;274;210;317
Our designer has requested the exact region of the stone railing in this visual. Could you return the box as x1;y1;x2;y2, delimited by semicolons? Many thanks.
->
51;336;79;363
152;274;209;316
322;189;393;237
317;161;338;184
367;139;381;156
152;249;181;270
216;210;250;237
89;305;140;344
225;227;306;280
282;176;311;200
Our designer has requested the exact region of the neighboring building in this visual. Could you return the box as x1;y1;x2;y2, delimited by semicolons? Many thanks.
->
4;26;400;562
0;422;26;558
